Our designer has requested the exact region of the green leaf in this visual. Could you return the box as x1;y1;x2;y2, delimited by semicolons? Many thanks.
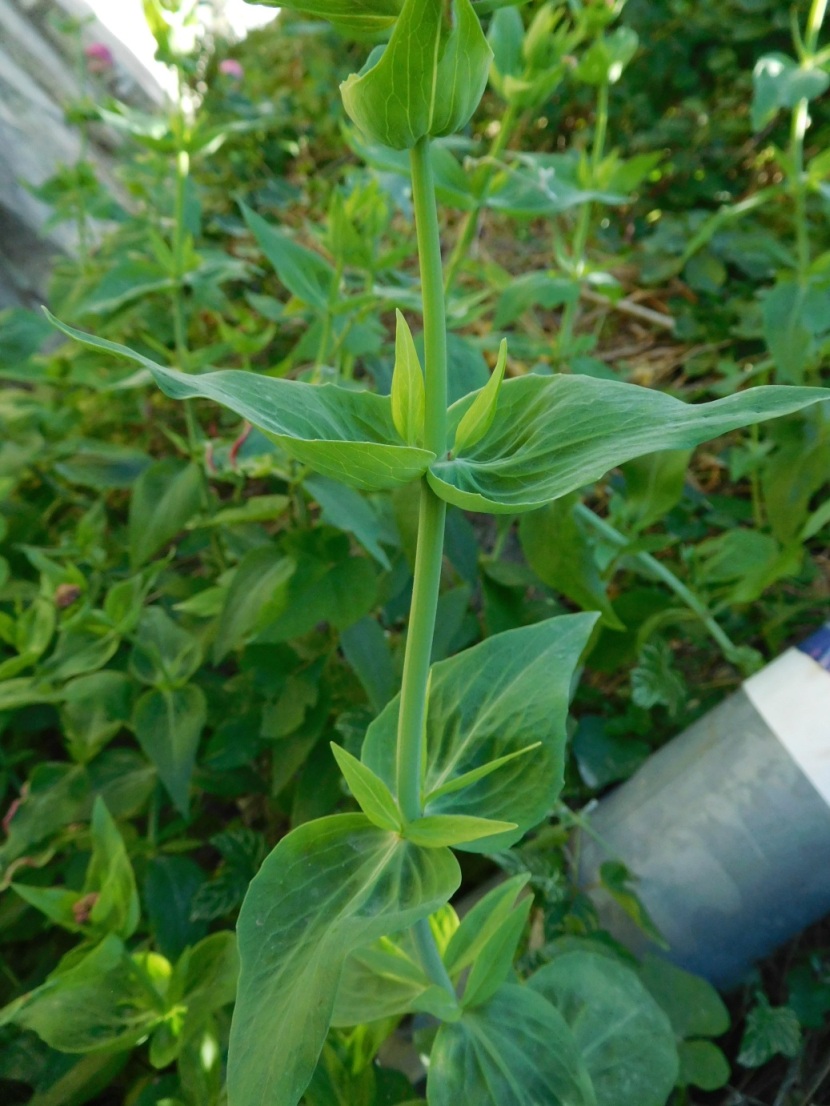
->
130;608;203;689
340;617;396;712
0;935;164;1053
575;27;639;86
227;813;460;1106
738;997;801;1068
751;53;830;131
241;204;334;312
486;155;625;218
61;672;133;763
85;798;140;939
144;856;207;960
132;685;206;817
46;314;434;492
428;983;597;1106
363;614;597;852
332;909;461;1026
618;449;691;532
677;1041;730;1091
494;272;578;327
428;374;829;513
461;895;531;1008
128;458;202;568
304;475;392;569
520;495;623;628
530;950;678;1106
340;0;492;150
404;814;517;847
630;639;686;715
599;861;668;948
252;0;402;34
444;875;530;975
330;743;401;831
391;310;425;447
214;548;296;661
762;279;812;383
453;340;507;455
638;956;730;1040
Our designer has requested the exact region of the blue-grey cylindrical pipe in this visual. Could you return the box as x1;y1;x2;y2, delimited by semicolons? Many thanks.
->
577;624;830;987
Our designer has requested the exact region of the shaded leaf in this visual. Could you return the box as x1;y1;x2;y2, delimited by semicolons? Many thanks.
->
428;983;596;1106
530;950;678;1106
363;614;597;852
228;814;459;1106
132;686;206;817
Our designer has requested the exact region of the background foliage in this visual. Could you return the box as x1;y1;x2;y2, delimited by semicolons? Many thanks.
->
0;0;828;1102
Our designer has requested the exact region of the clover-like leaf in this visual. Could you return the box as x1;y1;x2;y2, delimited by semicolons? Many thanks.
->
46;313;434;492
428;373;828;513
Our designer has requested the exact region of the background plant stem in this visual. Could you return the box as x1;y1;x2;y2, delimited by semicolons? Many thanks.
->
557;79;610;357
575;502;753;673
444;103;521;293
791;0;828;278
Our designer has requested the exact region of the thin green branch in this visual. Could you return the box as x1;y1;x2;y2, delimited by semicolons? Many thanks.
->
574;502;750;672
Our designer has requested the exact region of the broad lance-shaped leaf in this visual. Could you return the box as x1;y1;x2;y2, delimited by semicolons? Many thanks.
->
428;983;597;1106
341;0;492;150
363;613;598;852
428;373;829;514
45;314;434;493
227;813;459;1106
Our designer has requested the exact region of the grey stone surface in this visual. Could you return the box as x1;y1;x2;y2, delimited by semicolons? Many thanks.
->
0;0;161;308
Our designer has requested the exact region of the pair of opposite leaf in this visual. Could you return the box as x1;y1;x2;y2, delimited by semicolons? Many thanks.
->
392;308;507;455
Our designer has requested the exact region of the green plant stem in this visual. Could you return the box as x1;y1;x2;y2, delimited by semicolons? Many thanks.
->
574;502;748;670
172;74;190;368
444;103;521;294
791;0;828;279
557;80;610;357
314;258;344;378
398;137;454;997
396;134;449;819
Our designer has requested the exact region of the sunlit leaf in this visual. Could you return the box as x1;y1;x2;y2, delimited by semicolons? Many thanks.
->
428;374;829;513
46;314;434;493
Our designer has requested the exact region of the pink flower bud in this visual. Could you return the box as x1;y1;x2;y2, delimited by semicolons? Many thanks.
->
219;58;244;80
85;42;114;75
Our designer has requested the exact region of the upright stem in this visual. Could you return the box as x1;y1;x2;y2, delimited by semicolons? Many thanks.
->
557;80;610;357
398;137;454;996
397;137;448;822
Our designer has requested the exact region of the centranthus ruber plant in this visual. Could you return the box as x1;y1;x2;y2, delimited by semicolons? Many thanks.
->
49;0;830;1103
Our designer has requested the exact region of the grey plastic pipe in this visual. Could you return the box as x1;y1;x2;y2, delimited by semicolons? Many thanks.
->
577;624;830;987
